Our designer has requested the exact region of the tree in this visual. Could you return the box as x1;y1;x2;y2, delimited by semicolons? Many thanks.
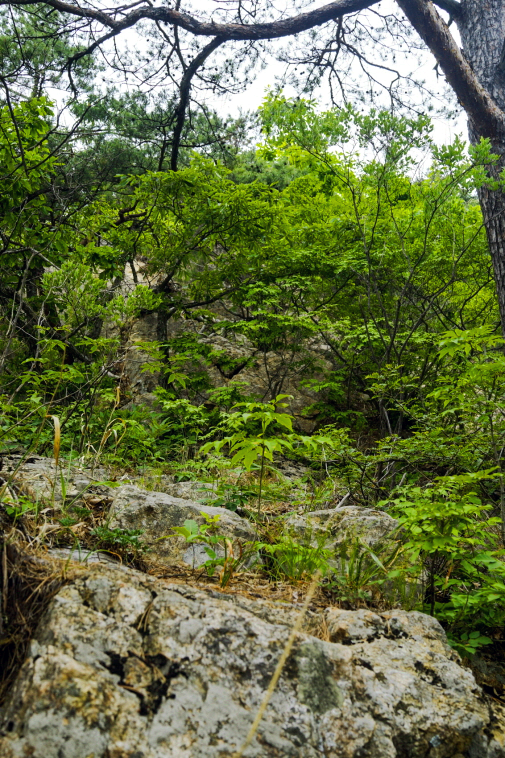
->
4;0;505;333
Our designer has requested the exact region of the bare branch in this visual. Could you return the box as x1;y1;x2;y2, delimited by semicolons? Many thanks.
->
5;0;379;41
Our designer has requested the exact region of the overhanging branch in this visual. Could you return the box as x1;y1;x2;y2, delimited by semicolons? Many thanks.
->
5;0;379;41
170;36;225;171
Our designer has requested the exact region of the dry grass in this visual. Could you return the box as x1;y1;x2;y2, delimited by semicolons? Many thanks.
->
0;534;74;707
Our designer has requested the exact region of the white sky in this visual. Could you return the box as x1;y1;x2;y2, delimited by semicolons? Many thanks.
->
220;0;467;144
85;0;468;147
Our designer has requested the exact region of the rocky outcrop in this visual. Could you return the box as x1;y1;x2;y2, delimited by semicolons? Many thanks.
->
0;561;503;757
285;505;398;549
0;454;113;507
129;313;334;433
156;479;217;502
108;484;259;567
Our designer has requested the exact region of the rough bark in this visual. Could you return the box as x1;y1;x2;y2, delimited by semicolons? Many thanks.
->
7;0;379;41
457;0;505;335
397;0;505;335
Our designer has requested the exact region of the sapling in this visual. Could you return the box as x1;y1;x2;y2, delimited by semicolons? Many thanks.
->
200;394;295;517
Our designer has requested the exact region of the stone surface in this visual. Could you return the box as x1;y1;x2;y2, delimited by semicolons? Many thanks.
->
325;607;450;645
48;547;120;565
0;455;112;506
133;313;335;433
285;505;398;549
0;562;504;757
156;479;217;502
108;484;258;567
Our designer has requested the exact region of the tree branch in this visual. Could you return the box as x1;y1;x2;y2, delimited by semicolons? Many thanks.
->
5;0;379;41
396;0;505;143
432;0;461;18
170;36;225;171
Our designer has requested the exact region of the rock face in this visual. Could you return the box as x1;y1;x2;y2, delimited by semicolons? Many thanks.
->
132;313;334;433
108;484;258;567
285;505;398;549
0;454;112;506
156;479;217;502
0;562;503;758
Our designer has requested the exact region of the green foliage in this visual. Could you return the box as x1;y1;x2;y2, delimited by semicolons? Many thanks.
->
2;94;505;653
201;394;295;516
210;483;257;512
1;495;39;521
327;539;405;607
90;526;147;556
385;471;505;654
172;513;258;587
260;533;331;582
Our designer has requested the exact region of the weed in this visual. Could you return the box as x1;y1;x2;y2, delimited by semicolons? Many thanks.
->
1;495;39;521
260;533;331;582
211;483;256;512
172;512;259;588
327;538;407;607
90;526;147;557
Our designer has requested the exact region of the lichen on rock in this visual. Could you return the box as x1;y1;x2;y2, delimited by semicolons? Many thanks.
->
0;562;504;757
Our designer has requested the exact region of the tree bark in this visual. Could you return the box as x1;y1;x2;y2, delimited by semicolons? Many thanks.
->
457;0;505;334
397;0;505;334
170;36;224;171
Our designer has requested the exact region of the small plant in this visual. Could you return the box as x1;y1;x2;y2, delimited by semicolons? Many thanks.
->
172;512;258;587
448;630;493;658
1;495;39;521
260;532;331;582
90;526;147;557
210;483;257;512
385;471;505;655
200;394;295;517
327;538;406;607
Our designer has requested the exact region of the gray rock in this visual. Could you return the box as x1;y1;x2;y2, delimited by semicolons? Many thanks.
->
285;505;398;549
157;479;217;502
48;547;120;565
108;484;258;567
0;455;112;506
325;607;451;645
0;563;503;757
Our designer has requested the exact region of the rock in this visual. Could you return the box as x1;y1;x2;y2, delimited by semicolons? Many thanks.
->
48;547;120;566
325;607;451;645
0;562;503;757
274;459;309;481
156;479;217;502
285;505;398;549
161;315;333;433
108;484;258;567
0;455;112;506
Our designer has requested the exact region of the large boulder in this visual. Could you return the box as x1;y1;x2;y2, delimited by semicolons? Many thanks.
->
108;484;258;567
0;562;503;757
285;505;398;549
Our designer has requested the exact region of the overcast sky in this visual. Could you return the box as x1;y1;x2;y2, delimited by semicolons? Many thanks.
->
88;0;468;146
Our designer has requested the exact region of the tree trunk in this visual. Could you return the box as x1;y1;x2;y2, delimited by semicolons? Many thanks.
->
458;0;505;333
475;181;505;334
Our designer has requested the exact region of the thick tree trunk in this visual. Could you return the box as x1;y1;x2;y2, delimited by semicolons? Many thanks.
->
476;180;505;334
458;0;505;333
